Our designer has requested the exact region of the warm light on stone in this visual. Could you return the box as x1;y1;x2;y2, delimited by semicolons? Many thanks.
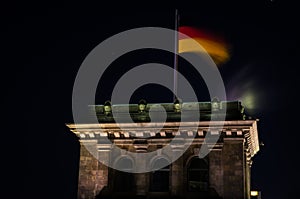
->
66;101;261;199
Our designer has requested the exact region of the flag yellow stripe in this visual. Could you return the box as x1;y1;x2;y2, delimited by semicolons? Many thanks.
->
179;38;230;65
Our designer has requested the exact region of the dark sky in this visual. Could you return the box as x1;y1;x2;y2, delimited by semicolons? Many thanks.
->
3;1;299;199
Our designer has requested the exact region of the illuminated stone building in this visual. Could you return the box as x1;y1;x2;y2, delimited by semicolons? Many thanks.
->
66;100;260;199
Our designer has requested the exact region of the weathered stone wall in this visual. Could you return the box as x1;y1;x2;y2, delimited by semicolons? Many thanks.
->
77;139;249;199
77;142;108;199
171;151;184;197
209;150;224;197
245;158;251;199
222;138;245;199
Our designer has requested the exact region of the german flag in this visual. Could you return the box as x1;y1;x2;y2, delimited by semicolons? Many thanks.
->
179;26;230;66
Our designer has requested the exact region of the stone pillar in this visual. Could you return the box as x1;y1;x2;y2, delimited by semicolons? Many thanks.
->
170;140;185;198
209;149;223;197
133;143;148;197
135;173;148;196
96;143;112;196
245;156;252;199
222;138;245;199
77;140;98;199
134;153;148;196
77;140;111;199
171;152;183;197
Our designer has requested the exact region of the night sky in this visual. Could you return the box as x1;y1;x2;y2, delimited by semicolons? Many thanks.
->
3;1;299;199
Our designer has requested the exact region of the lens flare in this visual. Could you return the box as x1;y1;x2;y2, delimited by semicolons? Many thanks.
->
226;65;268;116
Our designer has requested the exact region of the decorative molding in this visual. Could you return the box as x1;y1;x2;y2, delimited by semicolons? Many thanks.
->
67;120;259;157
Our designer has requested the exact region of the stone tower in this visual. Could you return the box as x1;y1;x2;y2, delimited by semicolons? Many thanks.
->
66;100;260;199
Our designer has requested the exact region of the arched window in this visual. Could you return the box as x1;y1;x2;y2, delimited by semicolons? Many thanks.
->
114;157;134;192
150;158;170;192
187;156;209;192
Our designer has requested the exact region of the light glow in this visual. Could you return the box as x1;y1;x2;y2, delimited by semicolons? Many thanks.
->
250;191;259;196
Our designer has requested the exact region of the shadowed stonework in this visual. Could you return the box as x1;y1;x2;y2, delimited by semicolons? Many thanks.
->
66;101;260;199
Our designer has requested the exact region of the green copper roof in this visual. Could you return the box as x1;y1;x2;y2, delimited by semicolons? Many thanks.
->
89;101;246;123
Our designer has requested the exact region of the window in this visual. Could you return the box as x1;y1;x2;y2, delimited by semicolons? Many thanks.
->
114;157;134;192
150;158;170;192
187;157;209;192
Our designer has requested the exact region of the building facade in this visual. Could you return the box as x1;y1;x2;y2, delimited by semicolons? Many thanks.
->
66;100;260;199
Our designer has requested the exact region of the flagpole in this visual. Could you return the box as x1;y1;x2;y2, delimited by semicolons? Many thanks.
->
173;9;179;101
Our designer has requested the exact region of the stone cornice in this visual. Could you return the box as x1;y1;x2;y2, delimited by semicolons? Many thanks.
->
66;120;256;130
67;119;260;157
